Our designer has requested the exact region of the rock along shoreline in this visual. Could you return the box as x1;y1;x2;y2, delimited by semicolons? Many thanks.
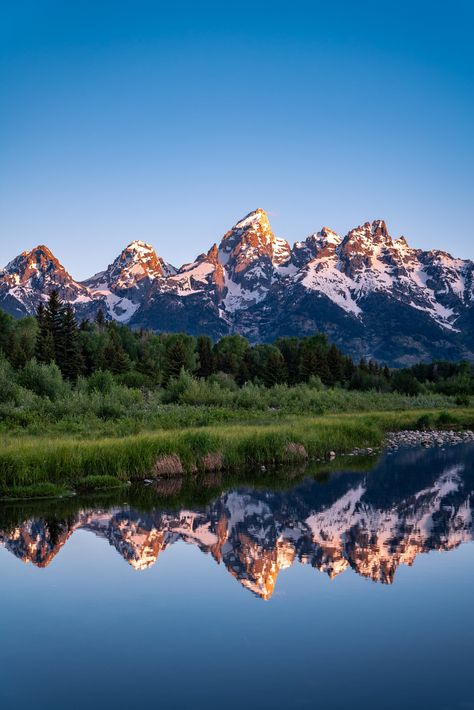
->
385;429;474;451
345;429;474;459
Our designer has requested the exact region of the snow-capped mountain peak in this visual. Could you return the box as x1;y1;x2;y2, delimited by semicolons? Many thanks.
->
83;240;176;322
0;244;95;317
86;240;174;292
1;211;473;365
218;208;291;269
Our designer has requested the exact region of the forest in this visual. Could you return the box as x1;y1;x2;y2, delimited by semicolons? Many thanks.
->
1;291;473;403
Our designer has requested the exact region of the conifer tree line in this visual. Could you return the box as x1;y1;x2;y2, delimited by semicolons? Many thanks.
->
0;291;473;396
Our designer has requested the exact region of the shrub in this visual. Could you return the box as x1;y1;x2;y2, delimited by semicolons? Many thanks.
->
437;411;458;426
115;370;154;389
162;369;196;403
208;372;239;391
86;369;115;394
0;357;18;404
18;360;68;400
416;413;434;430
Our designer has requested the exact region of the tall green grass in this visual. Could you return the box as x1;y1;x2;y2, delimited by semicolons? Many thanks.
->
1;408;473;491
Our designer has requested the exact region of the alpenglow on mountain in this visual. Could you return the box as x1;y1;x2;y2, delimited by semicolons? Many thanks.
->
1;208;473;366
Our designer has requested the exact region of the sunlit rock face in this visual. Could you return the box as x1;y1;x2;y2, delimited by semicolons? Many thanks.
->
83;240;176;323
0;517;76;567
2;446;474;599
2;211;473;364
0;246;103;320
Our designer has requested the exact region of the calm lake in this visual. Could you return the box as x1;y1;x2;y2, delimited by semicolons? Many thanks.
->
1;443;474;710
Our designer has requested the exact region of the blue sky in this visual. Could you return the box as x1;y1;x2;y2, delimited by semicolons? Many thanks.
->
1;0;473;279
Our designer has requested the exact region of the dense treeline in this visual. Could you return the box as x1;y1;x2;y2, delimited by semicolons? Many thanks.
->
0;292;473;400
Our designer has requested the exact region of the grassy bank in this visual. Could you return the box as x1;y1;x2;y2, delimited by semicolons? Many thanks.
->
1;407;473;497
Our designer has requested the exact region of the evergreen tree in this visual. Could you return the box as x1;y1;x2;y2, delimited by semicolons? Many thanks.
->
57;304;84;380
95;308;105;327
35;301;55;363
213;335;249;377
45;291;64;346
164;337;191;382
327;344;345;385
299;335;332;384
275;337;300;385
9;318;37;368
101;330;131;374
197;335;214;378
262;346;287;387
0;309;14;359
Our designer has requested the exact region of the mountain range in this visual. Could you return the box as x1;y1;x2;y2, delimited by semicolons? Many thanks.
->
1;209;473;366
2;444;473;598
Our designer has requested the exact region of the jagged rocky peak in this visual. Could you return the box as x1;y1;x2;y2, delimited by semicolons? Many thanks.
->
218;208;291;273
0;244;93;319
293;226;342;266
4;244;73;288
342;219;392;251
111;240;168;283
86;239;175;294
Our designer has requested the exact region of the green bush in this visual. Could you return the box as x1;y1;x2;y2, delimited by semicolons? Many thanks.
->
437;411;458;426
416;413;435;430
86;369;115;394
17;360;68;400
0;357;18;404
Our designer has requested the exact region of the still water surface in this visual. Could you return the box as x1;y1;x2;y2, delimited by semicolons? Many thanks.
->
1;444;474;710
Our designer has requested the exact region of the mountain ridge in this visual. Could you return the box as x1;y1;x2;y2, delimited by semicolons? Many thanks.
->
1;209;473;366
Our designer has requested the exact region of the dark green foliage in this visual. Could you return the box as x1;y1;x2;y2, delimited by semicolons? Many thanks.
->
299;334;332;384
57;304;84;380
86;369;115;394
245;344;287;387
95;308;105;326
9;317;37;368
101;328;132;374
1;298;473;403
17;360;67;400
163;333;197;382
214;334;249;377
197;335;214;378
391;370;423;396
35;301;55;363
275;337;300;385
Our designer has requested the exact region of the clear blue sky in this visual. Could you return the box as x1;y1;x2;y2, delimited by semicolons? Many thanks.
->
1;0;473;279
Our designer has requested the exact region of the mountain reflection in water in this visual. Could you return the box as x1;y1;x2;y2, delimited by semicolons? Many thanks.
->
1;443;474;600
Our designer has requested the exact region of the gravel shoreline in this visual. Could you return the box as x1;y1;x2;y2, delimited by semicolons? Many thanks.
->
385;429;474;451
344;429;474;459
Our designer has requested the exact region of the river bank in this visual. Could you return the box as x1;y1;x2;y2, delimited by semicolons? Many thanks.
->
1;407;474;500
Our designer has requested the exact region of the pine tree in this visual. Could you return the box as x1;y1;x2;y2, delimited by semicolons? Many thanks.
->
57;304;84;380
45;290;64;361
95;308;105;327
35;301;55;363
327;344;345;385
263;348;287;387
197;335;214;378
299;336;332;384
164;338;189;382
101;330;131;374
